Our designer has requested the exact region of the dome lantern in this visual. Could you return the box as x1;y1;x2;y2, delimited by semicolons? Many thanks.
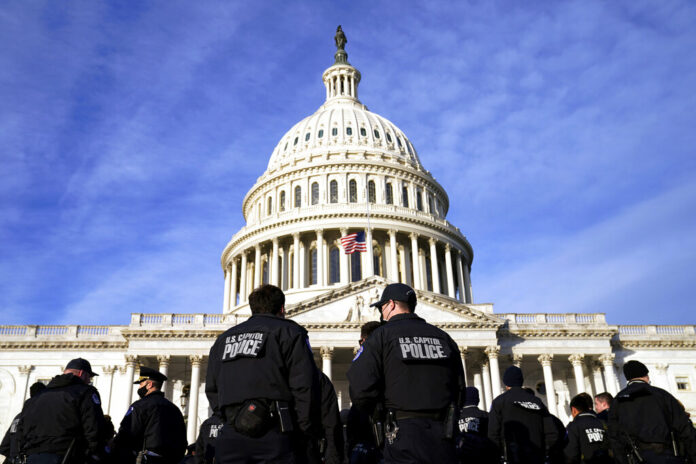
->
322;26;361;103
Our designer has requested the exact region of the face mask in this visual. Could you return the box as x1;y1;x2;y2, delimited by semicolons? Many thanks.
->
137;386;148;398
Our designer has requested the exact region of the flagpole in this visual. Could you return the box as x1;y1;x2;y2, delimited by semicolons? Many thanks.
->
365;179;374;276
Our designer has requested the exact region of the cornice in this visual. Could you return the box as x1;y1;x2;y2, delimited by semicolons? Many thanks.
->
0;341;128;350
121;329;224;339
613;339;696;350
498;328;617;339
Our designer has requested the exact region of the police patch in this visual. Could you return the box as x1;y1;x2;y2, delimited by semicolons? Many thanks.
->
92;393;101;405
353;345;364;362
513;400;541;411
125;406;133;416
222;332;267;361
397;336;450;361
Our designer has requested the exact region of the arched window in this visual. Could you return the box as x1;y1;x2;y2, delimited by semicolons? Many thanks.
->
425;256;433;291
329;180;338;203
386;133;392;143
293;137;298;146
385;182;393;205
332;127;338;136
295;186;301;208
397;137;402;147
428;194;434;214
329;247;340;284
368;180;376;203
360;127;367;137
279;191;286;212
373;245;383;277
305;132;310;141
318;129;324;138
373;129;380;139
310;248;317;285
346;127;353;136
267;197;272;215
262;260;269;285
311;182;319;205
350;253;362;282
402;184;409;207
349;180;358;203
416;188;423;211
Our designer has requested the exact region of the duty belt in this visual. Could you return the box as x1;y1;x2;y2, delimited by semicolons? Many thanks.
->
637;442;669;454
392;409;446;421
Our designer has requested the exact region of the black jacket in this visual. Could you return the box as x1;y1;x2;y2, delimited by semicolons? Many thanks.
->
608;380;696;464
18;374;107;458
113;391;187;464
488;387;558;464
564;412;611;464
0;412;21;460
318;372;344;464
205;313;320;434
347;313;465;414
194;413;223;464
457;405;497;463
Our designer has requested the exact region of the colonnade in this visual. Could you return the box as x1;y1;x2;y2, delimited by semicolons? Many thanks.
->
223;228;473;310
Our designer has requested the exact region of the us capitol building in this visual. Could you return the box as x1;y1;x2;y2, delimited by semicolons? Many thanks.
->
1;30;694;447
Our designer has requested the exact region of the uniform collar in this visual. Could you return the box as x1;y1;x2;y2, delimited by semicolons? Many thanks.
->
250;313;283;320
387;312;422;322
577;412;596;418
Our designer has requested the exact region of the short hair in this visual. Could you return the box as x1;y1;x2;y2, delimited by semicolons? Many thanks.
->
360;321;381;340
150;380;163;390
577;392;594;411
594;392;613;405
248;284;285;315
570;394;590;413
394;299;415;313
29;382;46;398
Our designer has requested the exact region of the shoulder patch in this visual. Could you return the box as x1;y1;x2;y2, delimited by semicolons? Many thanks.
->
353;345;364;362
125;406;133;416
92;393;101;405
513;400;542;411
222;332;267;361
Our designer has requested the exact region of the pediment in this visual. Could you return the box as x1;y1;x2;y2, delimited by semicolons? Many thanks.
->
286;276;504;329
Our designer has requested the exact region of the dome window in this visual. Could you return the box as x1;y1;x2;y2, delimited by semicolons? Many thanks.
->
305;132;310;142
386;133;392;143
329;247;340;284
346;127;353;136
332;127;338;136
373;130;380;139
310;248;317;285
397;137;402;147
385;182;393;205
416;188;424;211
360;128;367;137
279;191;286;212
368;180;376;203
318;129;324;138
284;142;288;151
267;197;273;215
295;186;301;208
349;180;358;203
329;180;338;203
402;184;409;207
293;137;298;146
311;182;319;205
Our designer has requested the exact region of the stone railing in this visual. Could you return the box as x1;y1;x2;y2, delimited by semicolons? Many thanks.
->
499;313;607;325
617;325;696;336
129;313;233;328
0;325;124;339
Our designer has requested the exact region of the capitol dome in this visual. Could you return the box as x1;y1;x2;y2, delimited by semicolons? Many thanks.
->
221;29;474;313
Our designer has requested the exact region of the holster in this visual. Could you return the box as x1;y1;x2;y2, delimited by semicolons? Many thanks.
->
370;404;385;449
233;399;274;438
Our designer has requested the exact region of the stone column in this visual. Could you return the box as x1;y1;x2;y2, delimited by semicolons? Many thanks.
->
538;354;557;417
124;355;138;406
481;362;493;411
654;363;671;392
321;346;334;380
365;227;374;277
279;246;286;290
293;233;301;289
239;252;248;302
463;261;473;303
569;354;586;394
316;230;324;286
18;365;33;401
271;238;279;286
410;233;421;289
299;242;306;287
254;245;262;288
187;355;203;443
389;230;398;281
459;346;468;381
339;229;349;284
157;355;171;399
456;252;466;302
428;238;440;293
229;259;238;308
445;245;455;298
486;346;502;397
592;361;606;394
600;354;618;395
101;366;116;414
473;371;484;409
223;267;231;312
400;244;410;286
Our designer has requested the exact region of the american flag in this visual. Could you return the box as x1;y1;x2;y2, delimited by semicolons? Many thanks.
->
340;231;367;254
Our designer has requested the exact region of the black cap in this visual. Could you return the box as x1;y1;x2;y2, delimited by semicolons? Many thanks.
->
503;366;524;387
66;358;98;377
134;366;168;384
623;360;649;380
464;386;480;406
370;283;417;310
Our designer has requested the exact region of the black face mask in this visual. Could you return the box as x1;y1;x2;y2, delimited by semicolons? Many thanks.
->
137;386;148;399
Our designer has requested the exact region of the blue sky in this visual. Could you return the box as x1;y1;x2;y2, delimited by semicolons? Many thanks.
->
1;1;695;326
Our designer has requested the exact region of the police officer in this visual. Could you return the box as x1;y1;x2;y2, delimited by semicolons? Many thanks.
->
608;360;696;464
312;372;344;464
565;393;611;464
0;382;46;463
18;358;108;464
347;283;465;464
593;392;612;424
456;386;497;464
205;284;320;464
488;366;558;464
112;366;187;464
194;412;223;464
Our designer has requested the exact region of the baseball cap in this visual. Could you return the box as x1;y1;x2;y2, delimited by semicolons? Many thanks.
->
370;283;417;310
66;358;98;377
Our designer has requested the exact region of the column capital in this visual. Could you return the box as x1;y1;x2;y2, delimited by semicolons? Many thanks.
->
272;237;279;245
340;228;348;235
428;237;436;246
512;353;524;367
18;365;33;375
599;353;615;365
655;363;669;372
254;244;261;251
459;346;468;356
444;243;451;252
485;345;500;359
293;232;301;239
102;365;117;375
189;355;204;366
538;353;553;366
315;229;324;236
568;353;585;366
409;232;418;240
125;355;139;366
320;346;334;359
388;229;396;236
157;355;171;367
